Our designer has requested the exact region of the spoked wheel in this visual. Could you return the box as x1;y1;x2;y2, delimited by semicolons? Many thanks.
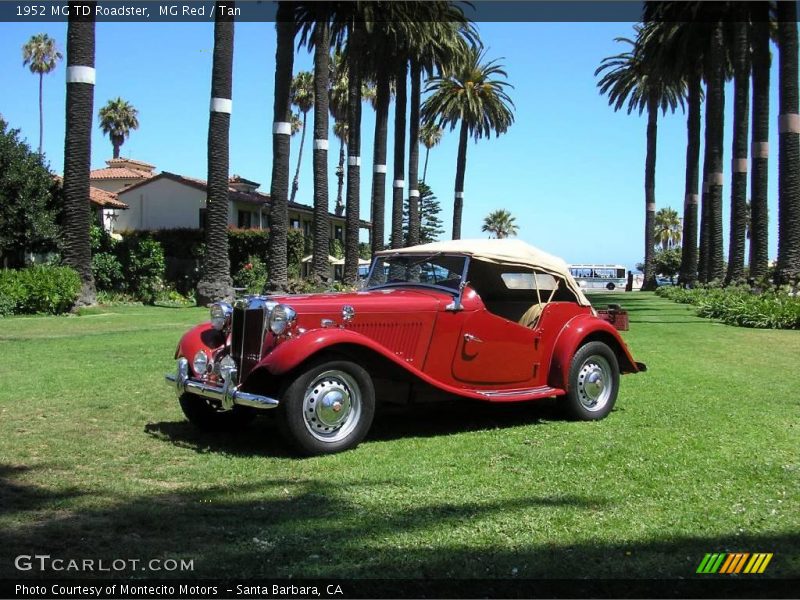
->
563;341;620;420
278;359;375;455
179;392;256;431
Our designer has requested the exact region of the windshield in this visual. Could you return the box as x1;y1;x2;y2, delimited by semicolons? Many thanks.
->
366;254;467;293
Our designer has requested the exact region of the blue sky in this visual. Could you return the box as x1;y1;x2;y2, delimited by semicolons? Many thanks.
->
0;18;785;269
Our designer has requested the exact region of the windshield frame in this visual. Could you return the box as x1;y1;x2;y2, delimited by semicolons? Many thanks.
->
366;253;472;299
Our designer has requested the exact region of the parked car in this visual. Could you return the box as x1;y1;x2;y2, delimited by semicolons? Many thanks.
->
166;239;646;455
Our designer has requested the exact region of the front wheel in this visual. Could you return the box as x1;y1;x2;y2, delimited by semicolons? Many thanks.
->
278;359;375;456
563;341;620;420
179;392;256;431
606;282;616;291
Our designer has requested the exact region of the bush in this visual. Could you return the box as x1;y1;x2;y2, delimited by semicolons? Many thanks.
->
0;265;80;315
232;255;268;294
657;284;800;329
92;252;125;292
228;229;270;272
120;237;166;304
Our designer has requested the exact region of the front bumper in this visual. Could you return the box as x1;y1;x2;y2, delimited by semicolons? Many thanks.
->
165;357;279;411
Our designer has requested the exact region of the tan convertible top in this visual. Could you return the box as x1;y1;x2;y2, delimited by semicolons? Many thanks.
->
376;238;591;306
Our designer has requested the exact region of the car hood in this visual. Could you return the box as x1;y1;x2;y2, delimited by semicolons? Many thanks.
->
267;287;450;315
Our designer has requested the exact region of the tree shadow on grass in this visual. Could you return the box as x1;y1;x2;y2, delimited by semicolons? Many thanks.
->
0;464;82;518
0;466;797;591
144;398;562;458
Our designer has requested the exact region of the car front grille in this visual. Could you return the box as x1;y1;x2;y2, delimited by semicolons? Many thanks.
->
231;297;273;380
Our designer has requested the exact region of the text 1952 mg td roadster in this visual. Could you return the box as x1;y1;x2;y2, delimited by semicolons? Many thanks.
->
166;239;646;455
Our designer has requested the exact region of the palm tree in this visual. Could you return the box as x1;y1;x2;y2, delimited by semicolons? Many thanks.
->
197;1;235;305
98;97;139;159
22;33;62;156
725;13;750;285
776;1;800;285
749;1;771;281
297;3;332;281
655;207;682;249
265;0;295;290
391;59;407;249
289;71;313;203
481;209;518;239
422;46;515;240
595;25;684;290
62;6;97;307
419;121;443;183
329;50;349;217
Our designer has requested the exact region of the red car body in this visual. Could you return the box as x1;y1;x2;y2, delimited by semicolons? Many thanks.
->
167;240;645;455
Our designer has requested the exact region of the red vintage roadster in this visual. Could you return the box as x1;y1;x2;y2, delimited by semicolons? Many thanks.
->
166;239;646;455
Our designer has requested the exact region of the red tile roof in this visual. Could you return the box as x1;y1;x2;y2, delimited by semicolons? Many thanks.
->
53;176;129;210
106;157;156;170
90;167;154;180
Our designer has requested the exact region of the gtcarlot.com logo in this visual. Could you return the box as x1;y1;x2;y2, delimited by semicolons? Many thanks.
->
14;555;194;573
696;552;773;574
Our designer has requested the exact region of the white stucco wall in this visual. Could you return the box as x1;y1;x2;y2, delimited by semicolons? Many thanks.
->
116;178;207;231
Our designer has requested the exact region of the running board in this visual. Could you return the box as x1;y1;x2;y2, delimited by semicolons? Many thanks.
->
475;385;565;402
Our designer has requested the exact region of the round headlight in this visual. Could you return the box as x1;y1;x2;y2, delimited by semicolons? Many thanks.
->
269;304;297;335
219;355;237;382
192;350;209;376
210;302;233;331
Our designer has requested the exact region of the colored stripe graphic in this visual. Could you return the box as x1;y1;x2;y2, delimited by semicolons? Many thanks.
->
697;552;773;574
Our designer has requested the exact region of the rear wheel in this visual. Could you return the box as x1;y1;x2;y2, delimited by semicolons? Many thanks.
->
179;392;256;431
278;359;375;455
606;282;616;291
563;341;619;420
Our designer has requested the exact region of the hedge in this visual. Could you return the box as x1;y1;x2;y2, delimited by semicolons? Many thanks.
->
0;265;81;316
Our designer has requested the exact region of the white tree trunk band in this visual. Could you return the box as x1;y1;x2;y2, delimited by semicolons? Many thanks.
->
313;139;328;150
210;97;232;114
685;193;699;206
373;164;387;174
66;66;95;84
455;192;464;199
347;156;361;166
709;172;724;185
646;202;656;212
272;121;291;135
732;158;748;173
778;113;800;133
409;189;420;198
393;180;405;188
751;142;769;158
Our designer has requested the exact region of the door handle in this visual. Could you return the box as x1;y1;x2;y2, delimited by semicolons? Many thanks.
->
464;333;483;343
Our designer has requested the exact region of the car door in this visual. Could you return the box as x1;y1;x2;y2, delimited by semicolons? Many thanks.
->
451;310;541;386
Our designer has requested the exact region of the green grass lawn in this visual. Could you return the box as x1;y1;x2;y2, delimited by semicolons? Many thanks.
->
0;293;798;580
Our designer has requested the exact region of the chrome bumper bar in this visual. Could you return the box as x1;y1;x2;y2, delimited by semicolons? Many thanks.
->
165;357;279;411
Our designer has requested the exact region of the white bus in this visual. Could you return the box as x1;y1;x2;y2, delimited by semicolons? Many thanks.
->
568;264;627;291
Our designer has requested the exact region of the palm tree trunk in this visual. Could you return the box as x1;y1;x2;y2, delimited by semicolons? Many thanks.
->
370;71;390;255
680;72;701;286
776;1;800;285
422;146;430;183
726;17;750;285
290;110;307;203
641;94;658;291
311;21;330;281
63;4;97;307
335;137;345;215
197;1;235;305
707;20;726;283
343;24;363;285
391;61;407;249
265;1;294;290
749;5;770;281
112;136;121;159
38;73;43;156
452;120;468;240
407;60;421;248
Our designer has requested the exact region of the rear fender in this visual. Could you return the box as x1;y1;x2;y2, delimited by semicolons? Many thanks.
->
548;314;642;391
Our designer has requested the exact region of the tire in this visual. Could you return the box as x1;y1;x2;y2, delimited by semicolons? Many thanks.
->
563;341;620;421
606;282;616;291
179;392;256;432
278;359;375;456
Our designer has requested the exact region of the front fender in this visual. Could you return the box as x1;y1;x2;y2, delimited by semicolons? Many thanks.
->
253;328;417;377
549;314;643;391
175;322;226;361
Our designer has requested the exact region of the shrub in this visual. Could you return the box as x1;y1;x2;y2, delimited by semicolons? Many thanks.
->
0;265;81;315
121;237;166;304
92;252;125;292
228;229;270;272
232;255;268;294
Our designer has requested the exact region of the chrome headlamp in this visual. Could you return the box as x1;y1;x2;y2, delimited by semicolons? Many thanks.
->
210;302;233;332
192;350;209;376
269;304;297;335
